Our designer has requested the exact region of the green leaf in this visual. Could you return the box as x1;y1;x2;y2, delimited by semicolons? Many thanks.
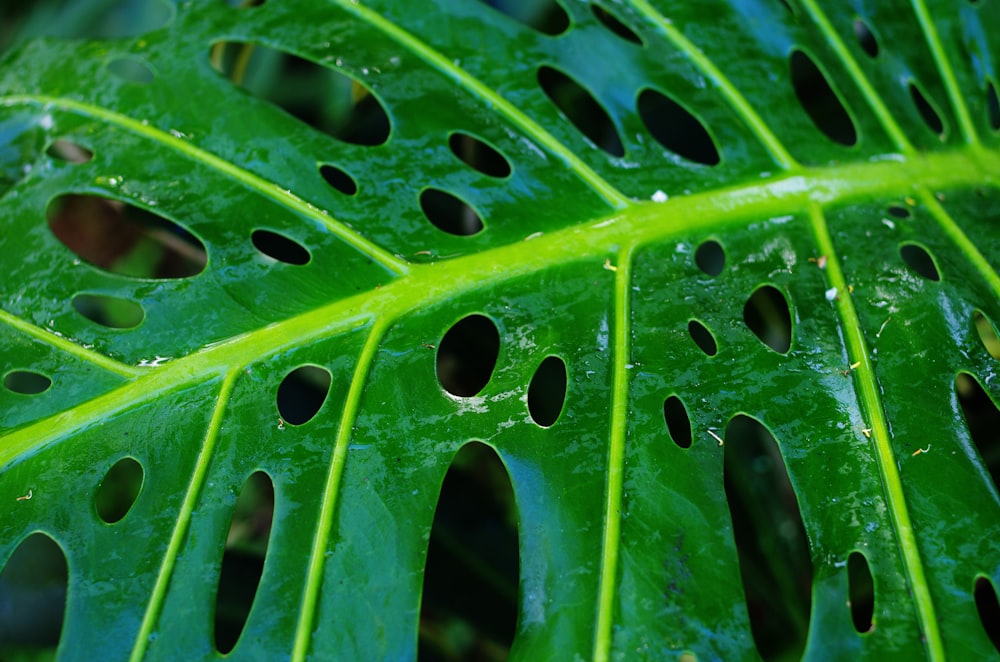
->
1;0;999;660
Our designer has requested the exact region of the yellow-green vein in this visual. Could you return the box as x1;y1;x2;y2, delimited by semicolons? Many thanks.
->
918;187;1000;296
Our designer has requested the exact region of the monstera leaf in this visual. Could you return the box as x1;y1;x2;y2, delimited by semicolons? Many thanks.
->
2;0;1000;659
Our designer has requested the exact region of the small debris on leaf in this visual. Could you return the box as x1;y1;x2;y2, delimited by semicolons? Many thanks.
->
825;287;838;301
912;444;931;456
603;258;618;272
707;429;724;446
651;190;668;203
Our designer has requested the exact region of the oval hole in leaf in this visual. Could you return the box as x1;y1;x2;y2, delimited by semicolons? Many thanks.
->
723;415;812;662
591;4;642;45
47;194;207;279
419;442;519;660
209;42;390;146
887;204;911;219
847;551;874;633
974;311;1000;359
95;456;144;524
4;370;52;395
0;532;68;648
744;285;792;354
476;0;569;35
975;576;1000;653
448;132;512;178
46;139;93;164
853;18;879;58
438;314;500;397
637;88;720;165
527;355;567;427
956;372;1000;494
695;239;725;276
276;365;332;425
420;188;485;236
251;229;311;265
225;0;265;6
663;395;692;449
319;163;358;195
789;49;857;146
72;293;144;329
107;57;155;84
899;242;940;281
538;65;624;157
215;471;275;654
688;319;718;357
909;82;945;136
988;80;1000;131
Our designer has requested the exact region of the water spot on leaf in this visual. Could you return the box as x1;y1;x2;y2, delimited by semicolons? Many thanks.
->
723;415;812;661
48;194;207;279
0;532;68;648
438;315;500;397
688;319;718;357
663;395;692;449
789;49;857;146
448;132;512;178
591;4;642;45
95;456;144;524
319;164;358;195
899;242;940;281
72;293;144;329
887;204;911;219
276;365;331;425
637;88;720;165
475;0;569;35
847;551;874;633
695;239;725;276
527;355;567;427
251;229;310;265
107;57;155;84
538;65;624;157
956;372;1000;494
419;442;519;660
46;139;93;164
973;311;1000;359
987;80;1000;131
744;285;792;354
853;18;879;58
909;82;945;136
215;471;274;654
975;576;1000;653
420;188;484;236
209;42;390;146
4;370;52;395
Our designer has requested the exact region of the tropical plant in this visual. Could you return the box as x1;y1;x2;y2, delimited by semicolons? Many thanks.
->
1;0;999;660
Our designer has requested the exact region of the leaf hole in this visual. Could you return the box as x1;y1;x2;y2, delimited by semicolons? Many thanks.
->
899;242;940;281
538;65;624;157
527;355;567;427
420;188;485;236
663;395;692;449
4;370;52;395
974;311;1000;360
909;82;945;136
975;576;1000;653
744;285;792;354
591;4;643;45
319;164;358;195
852;18;879;58
0;532;68;649
687;319;718;357
95;456;144;524
637;88;720;165
46;139;93;164
448;132;512;178
987;80;1000;131
251;229;311;265
437;314;500;397
72;293;144;329
419;442;519;660
956;372;1000;495
276;365;332;425
887;204;911;219
107;57;155;84
215;471;275;654
695;239;725;276
847;551;874;633
789;49;857;146
224;0;265;6
47;194;207;279
475;0;569;35
723;415;812;662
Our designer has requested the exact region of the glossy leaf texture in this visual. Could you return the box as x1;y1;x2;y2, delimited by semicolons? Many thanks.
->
1;0;999;660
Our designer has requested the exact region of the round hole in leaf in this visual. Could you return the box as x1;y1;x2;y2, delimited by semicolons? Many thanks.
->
448;132;512;178
663;395;692;449
975;576;1000;654
527;355;567;427
276;365;332;425
987;80;1000;131
909;82;945;136
637;88;720;165
538;65;624;157
695;239;725;276
4;370;52;395
437;314;500;397
251;229;310;265
789;49;857;146
107;57;155;84
887;204;911;219
973;310;1000;360
852;18;879;58
744;285;792;354
95;456;144;524
591;4;642;45
46;139;93;164
847;551;874;633
72;293;145;329
0;532;68;649
899;242;940;281
319;163;358;195
687;319;718;357
475;0;569;35
956;372;1000;495
420;188;484;236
